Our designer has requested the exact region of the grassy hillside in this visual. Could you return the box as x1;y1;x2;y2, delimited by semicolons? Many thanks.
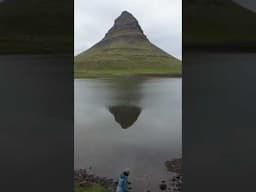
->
75;37;181;78
183;0;256;49
75;11;181;78
0;0;73;54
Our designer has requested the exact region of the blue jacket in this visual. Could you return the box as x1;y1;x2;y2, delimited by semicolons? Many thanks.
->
116;173;128;192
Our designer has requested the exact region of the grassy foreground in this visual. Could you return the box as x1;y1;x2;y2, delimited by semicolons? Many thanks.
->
74;184;110;192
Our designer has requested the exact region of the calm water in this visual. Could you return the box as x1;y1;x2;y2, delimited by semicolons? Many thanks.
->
75;77;182;191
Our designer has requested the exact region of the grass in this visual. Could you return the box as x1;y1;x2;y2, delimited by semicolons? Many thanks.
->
75;36;181;78
183;0;256;48
0;0;73;54
75;68;181;78
74;184;110;192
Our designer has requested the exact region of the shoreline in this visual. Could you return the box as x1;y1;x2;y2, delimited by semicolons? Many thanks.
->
74;169;117;192
74;158;182;192
74;73;182;79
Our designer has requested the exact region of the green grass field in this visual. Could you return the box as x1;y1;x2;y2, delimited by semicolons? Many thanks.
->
74;184;110;192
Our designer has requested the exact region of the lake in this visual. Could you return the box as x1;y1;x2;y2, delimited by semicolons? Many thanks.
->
74;76;182;191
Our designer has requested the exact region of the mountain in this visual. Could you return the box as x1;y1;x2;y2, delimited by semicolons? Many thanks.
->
0;0;73;53
75;11;181;78
233;0;256;11
183;0;256;49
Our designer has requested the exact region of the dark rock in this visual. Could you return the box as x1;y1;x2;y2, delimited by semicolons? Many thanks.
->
159;183;167;190
104;11;147;41
165;158;182;173
169;173;182;192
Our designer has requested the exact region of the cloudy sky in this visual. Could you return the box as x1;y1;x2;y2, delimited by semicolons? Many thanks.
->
234;0;256;11
75;0;182;59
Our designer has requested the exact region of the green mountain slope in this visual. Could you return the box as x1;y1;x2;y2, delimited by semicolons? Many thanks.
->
183;0;256;49
0;0;73;53
75;11;181;78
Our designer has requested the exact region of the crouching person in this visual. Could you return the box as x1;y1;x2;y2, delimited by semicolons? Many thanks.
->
116;169;130;192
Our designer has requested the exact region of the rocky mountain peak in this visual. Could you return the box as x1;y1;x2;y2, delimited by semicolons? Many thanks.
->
104;11;147;40
116;11;138;25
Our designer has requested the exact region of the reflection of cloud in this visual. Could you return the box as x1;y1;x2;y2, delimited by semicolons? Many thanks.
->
75;0;181;59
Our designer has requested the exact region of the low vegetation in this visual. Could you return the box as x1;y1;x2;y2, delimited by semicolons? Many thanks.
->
74;184;110;192
0;0;73;53
183;0;256;48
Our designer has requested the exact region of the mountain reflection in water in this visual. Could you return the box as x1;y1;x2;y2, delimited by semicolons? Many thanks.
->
75;77;182;192
108;105;142;129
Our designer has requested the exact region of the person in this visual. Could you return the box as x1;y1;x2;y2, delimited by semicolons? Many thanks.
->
116;169;130;192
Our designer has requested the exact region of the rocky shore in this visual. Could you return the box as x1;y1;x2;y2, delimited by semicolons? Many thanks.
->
165;158;182;173
74;158;182;192
161;158;182;192
74;169;117;192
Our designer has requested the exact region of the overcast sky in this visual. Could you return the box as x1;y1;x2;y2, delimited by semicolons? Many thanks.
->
75;0;182;59
233;0;256;11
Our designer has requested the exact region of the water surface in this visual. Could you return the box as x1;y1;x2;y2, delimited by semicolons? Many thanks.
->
75;77;182;191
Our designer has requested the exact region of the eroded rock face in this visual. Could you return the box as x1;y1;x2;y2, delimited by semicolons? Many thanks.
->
104;11;147;40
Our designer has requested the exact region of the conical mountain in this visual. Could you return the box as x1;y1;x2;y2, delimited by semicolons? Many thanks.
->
75;11;181;78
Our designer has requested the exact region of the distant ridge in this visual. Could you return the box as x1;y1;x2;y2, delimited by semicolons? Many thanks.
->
75;11;181;78
0;0;73;53
183;0;256;50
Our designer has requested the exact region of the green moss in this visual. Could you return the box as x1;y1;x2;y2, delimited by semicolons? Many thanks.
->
74;184;110;192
